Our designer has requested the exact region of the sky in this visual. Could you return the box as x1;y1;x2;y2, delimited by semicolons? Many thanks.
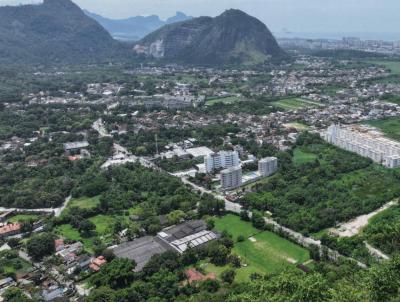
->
1;0;400;39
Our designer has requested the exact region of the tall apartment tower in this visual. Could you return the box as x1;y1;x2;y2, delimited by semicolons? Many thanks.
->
220;166;242;190
205;151;239;173
258;157;278;177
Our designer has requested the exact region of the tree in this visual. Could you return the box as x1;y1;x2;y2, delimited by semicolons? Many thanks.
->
208;243;229;266
221;269;236;284
103;249;116;262
251;211;265;229
228;254;241;268
2;287;35;302
86;287;116;302
26;233;55;261
237;235;245;242
198;198;224;216
78;219;96;237
167;210;186;225
206;218;215;230
90;258;136;289
239;210;250;221
200;279;220;293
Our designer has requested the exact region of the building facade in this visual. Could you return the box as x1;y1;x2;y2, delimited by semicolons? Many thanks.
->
322;124;400;168
258;157;278;177
205;151;239;173
220;166;242;190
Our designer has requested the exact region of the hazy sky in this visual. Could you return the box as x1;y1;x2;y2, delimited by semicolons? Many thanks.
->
1;0;400;37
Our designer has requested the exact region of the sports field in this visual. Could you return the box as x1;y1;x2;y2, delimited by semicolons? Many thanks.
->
211;215;310;282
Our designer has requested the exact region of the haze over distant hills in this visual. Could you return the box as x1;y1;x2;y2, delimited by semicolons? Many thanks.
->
0;0;128;64
84;10;193;41
134;9;287;66
0;0;286;66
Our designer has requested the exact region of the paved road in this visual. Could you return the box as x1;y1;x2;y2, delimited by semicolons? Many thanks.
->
0;195;72;216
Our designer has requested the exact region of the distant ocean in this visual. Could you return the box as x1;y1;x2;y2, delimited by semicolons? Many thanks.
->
274;32;400;41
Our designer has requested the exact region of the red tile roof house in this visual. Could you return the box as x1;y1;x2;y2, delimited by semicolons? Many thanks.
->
0;223;21;239
54;239;65;252
89;256;107;272
185;269;216;285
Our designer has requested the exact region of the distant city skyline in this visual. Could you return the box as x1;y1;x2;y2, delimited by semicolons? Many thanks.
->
1;0;400;40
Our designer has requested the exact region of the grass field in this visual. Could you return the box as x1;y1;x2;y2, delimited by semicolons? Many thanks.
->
292;148;318;166
272;98;322;110
365;118;400;141
206;96;241;106
233;231;310;277
0;255;32;279
67;196;101;210
89;215;116;235
56;214;120;252
56;224;95;252
214;214;260;239
212;215;310;282
8;214;39;223
368;60;400;75
283;122;310;131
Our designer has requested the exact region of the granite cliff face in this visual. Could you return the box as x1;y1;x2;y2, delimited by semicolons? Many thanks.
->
0;0;126;64
134;9;287;65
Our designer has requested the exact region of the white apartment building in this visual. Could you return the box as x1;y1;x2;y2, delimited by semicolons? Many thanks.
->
258;157;278;177
205;151;240;173
220;166;242;190
322;124;400;168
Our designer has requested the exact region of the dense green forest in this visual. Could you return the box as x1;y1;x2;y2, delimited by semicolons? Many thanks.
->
241;132;400;234
363;205;400;255
70;251;400;301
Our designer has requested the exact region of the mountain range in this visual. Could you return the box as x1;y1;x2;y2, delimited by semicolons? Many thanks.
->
0;0;286;66
0;0;127;65
134;9;287;66
84;10;193;41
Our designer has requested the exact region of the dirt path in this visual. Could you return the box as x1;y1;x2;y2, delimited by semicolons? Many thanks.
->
331;199;398;237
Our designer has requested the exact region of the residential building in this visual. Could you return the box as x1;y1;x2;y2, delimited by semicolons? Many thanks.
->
89;256;107;272
0;223;21;239
221;166;242;190
258;157;278;177
323;124;400;168
205;151;239;173
63;141;89;154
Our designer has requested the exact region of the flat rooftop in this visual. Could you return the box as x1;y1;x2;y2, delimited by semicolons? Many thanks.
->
186;146;214;158
113;236;171;272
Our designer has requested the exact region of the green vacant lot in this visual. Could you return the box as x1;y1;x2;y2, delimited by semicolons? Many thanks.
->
214;214;259;239
206;96;241;106
0;251;32;279
365;118;400;141
56;214;121;252
272;98;322;110
67;196;101;210
292;148;318;166
56;224;95;252
368;60;400;75
8;214;39;223
284;122;310;131
212;215;310;282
